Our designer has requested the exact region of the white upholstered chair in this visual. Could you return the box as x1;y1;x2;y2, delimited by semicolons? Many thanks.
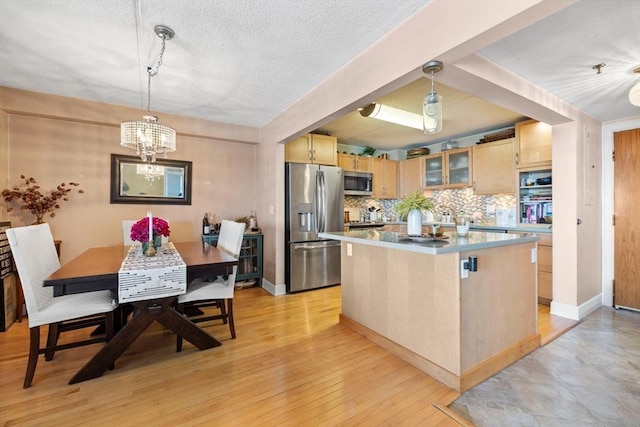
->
6;223;117;388
176;220;245;351
121;220;137;245
122;219;169;246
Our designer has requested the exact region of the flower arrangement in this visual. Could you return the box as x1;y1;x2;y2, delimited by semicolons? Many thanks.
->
1;175;83;224
130;217;171;242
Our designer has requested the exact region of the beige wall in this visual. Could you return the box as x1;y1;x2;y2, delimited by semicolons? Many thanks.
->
1;87;260;266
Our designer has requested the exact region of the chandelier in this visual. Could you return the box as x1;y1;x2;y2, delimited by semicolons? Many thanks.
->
422;60;444;134
121;25;177;163
136;164;165;181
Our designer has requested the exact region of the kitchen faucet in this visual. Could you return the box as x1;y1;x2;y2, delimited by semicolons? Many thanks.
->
437;204;457;222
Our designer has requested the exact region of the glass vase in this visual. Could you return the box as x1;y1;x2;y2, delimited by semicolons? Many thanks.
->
142;235;162;256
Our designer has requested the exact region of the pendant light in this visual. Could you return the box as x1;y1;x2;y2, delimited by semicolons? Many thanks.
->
121;25;177;163
422;60;444;134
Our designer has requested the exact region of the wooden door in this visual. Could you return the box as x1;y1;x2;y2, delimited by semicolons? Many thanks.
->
614;128;640;310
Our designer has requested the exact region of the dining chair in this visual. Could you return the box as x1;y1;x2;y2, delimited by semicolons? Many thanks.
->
176;219;245;351
122;219;169;246
6;223;118;388
121;220;137;245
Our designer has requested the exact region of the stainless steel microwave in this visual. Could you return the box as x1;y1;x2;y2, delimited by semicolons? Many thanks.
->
344;171;373;196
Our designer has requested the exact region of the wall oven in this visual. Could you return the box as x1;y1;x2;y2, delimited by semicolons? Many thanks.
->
343;171;373;196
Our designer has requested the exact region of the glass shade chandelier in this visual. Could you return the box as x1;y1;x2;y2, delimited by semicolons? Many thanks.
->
136;164;165;181
422;60;443;134
121;25;177;163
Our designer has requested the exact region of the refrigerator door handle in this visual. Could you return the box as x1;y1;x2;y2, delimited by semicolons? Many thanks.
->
294;242;341;250
316;171;326;233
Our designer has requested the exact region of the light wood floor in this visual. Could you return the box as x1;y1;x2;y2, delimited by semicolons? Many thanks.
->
538;303;579;345
0;286;461;426
0;286;576;426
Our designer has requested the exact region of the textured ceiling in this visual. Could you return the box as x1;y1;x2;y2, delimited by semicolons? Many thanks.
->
0;0;638;151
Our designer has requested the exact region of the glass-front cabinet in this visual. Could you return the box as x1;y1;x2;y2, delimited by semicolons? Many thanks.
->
518;168;552;225
423;147;472;190
202;233;263;286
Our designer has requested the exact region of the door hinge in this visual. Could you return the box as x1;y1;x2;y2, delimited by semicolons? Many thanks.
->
612;150;615;161
612;214;615;226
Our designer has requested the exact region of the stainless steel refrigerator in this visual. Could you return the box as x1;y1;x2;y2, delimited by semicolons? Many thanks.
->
285;162;344;293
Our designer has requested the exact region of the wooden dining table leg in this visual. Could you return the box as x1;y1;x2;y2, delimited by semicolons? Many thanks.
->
68;297;221;384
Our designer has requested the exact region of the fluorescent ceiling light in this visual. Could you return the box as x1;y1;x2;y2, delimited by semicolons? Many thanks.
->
359;103;435;130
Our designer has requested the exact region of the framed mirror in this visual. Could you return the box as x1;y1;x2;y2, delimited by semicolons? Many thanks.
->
110;154;192;205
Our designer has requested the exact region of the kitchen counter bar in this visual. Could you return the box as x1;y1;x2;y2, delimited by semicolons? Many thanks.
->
320;229;541;393
319;229;539;255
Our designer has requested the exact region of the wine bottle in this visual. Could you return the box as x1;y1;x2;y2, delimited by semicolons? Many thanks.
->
202;213;210;235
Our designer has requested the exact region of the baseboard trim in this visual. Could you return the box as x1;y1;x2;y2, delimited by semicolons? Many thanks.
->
459;333;540;392
340;314;541;393
261;279;286;296
551;293;601;320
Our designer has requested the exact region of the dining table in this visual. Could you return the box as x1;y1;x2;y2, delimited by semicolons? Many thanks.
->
43;241;237;384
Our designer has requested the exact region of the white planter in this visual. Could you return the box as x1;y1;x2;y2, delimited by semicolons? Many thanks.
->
407;209;422;236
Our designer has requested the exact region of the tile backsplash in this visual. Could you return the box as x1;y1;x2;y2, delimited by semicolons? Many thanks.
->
345;188;515;223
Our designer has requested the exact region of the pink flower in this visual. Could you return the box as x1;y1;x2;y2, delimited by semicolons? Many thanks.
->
130;217;170;242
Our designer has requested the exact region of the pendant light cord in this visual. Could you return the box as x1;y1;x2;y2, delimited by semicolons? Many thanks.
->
146;34;168;115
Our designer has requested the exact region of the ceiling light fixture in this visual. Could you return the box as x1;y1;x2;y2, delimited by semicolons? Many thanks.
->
121;25;177;163
629;66;640;107
358;103;423;130
422;60;444;134
136;164;165;182
592;63;606;74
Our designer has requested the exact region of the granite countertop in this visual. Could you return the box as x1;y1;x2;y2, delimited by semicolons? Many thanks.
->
319;230;539;255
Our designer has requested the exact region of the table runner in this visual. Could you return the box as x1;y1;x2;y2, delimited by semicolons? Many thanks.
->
118;242;187;303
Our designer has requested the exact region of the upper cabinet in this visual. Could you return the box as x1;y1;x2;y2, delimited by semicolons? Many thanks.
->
515;119;552;168
472;138;516;194
372;158;398;199
338;153;373;172
285;134;337;166
399;156;424;197
423;147;473;190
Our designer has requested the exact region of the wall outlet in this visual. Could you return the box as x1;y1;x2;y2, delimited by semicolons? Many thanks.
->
531;248;537;263
347;243;353;257
460;260;469;279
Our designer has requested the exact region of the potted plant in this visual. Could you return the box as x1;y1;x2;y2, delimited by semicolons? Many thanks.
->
395;190;435;235
1;175;83;224
361;146;376;157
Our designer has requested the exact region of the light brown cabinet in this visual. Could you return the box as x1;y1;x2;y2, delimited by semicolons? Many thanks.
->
473;138;516;194
537;233;553;304
285;134;337;165
424;147;473;190
338;153;372;172
399;156;424;197
372;158;398;199
515;119;552;168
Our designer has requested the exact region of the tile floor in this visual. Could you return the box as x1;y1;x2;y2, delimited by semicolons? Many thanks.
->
449;306;640;426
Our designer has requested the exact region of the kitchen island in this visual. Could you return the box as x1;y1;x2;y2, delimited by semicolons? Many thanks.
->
319;229;541;392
